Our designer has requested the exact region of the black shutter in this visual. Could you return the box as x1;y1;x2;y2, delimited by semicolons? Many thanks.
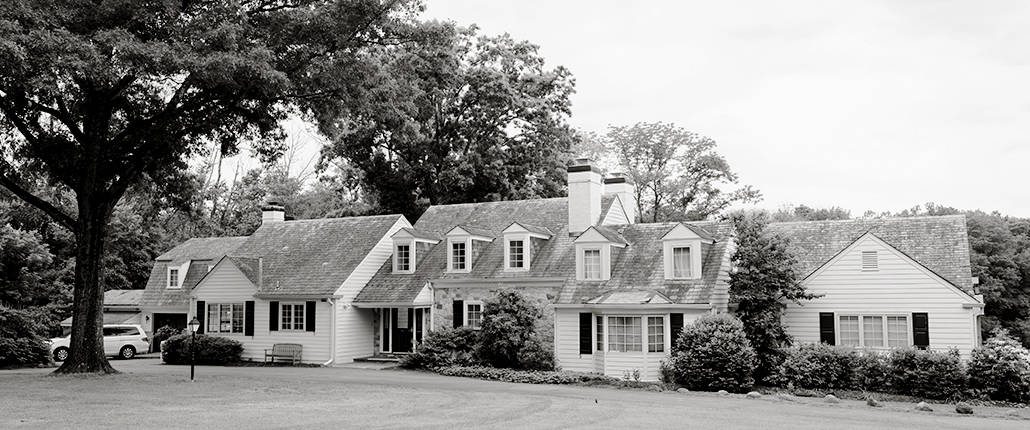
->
244;301;255;336
579;312;592;355
670;313;684;347
306;301;316;332
452;300;464;328
196;301;206;334
269;301;279;331
913;313;929;349
819;312;835;345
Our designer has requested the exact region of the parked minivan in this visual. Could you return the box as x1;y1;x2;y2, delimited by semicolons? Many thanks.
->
49;324;150;361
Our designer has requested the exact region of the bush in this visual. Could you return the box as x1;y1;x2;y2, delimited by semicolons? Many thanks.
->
666;314;757;392
476;290;553;370
161;333;243;365
885;348;966;400
153;325;183;352
852;352;889;391
968;329;1030;403
437;365;580;384
400;327;480;369
775;343;857;390
0;306;52;367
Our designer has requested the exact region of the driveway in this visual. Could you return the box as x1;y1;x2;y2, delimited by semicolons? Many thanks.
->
1;357;1026;429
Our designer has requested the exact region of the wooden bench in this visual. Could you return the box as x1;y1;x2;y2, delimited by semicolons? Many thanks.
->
264;343;302;364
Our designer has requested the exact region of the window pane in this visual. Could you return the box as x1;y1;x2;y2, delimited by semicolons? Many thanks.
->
673;247;691;278
607;316;642;352
451;242;466;270
169;269;179;287
596;315;604;351
294;304;304;330
282;305;293;330
220;304;232;333
584;249;601;279
467;304;482;329
509;240;524;268
207;305;218;332
839;316;859;346
887;316;908;348
232;304;244;333
863;316;884;347
648;317;664;353
397;245;410;271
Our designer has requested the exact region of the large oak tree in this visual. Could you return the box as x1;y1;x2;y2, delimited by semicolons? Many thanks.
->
0;0;420;373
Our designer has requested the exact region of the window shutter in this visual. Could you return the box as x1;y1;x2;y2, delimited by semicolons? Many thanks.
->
196;301;206;334
669;313;684;347
305;301;316;332
579;312;592;355
244;301;255;336
819;312;835;345
913;313;929;349
452;300;464;328
269;301;279;331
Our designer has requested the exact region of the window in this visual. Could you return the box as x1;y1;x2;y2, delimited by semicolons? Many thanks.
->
280;303;306;331
396;244;411;271
862;251;878;271
596;315;604;351
102;327;139;337
647;317;664;352
465;303;483;329
583;249;601;280
451;241;466;271
607;316;642;352
672;246;691;278
509;240;524;269
840;314;909;348
207;303;244;334
168;268;179;288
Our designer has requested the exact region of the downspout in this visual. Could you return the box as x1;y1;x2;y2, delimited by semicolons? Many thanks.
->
323;298;336;367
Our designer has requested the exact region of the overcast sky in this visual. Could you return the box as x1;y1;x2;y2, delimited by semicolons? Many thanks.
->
421;0;1030;217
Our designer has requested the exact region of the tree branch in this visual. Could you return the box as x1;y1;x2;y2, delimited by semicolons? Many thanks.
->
0;172;77;229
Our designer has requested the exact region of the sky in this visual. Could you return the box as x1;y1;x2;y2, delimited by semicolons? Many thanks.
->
414;0;1030;217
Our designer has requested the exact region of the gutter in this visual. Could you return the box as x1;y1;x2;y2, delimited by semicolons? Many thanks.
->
323;298;336;367
552;303;713;310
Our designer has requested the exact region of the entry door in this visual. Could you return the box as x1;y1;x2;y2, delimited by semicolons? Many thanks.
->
391;308;413;353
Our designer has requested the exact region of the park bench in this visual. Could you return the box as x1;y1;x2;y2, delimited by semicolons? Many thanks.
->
264;343;303;364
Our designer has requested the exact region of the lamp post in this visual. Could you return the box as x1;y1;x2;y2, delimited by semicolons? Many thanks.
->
187;317;200;382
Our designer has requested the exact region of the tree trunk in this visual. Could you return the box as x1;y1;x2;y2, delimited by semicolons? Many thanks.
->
54;195;117;374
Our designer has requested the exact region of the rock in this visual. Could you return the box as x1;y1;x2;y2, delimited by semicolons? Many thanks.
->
955;402;974;415
676;388;689;393
866;398;882;408
824;394;839;404
914;402;933;412
746;391;762;399
775;393;796;402
717;390;729;396
794;389;818;397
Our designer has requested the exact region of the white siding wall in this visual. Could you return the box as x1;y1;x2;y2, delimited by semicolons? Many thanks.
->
190;263;333;364
554;309;595;373
601;198;629;226
783;235;981;358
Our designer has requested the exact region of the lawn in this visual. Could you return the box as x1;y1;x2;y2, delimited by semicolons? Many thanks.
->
1;358;1027;429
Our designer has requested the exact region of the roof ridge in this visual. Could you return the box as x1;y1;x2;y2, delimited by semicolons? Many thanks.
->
267;214;402;224
768;214;965;227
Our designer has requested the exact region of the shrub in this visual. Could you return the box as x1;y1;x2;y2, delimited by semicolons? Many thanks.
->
666;314;757;392
852;351;889;391
437;365;580;384
775;343;857;390
400;327;480;369
0;306;52;367
161;333;243;365
153;325;183;352
885;348;966;400
476;290;553;370
968;329;1030;403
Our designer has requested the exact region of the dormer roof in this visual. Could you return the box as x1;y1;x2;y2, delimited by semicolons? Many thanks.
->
576;225;628;246
394;227;443;243
446;225;496;241
661;222;715;242
504;222;553;239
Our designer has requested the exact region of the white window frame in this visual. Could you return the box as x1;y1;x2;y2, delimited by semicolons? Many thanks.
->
504;235;531;272
167;267;180;289
206;302;245;334
446;237;472;273
464;301;484;330
582;248;602;280
837;313;910;349
394;240;414;273
596;314;670;354
280;302;306;331
671;246;692;279
663;240;701;280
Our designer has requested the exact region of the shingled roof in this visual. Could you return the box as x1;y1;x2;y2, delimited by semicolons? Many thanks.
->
141;236;247;308
230;215;403;298
767;215;974;293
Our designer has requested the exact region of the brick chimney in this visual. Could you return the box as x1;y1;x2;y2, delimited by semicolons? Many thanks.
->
261;201;286;225
567;158;602;235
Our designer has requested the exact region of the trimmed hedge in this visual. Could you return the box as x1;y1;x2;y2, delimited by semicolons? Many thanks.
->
774;343;856;390
0;306;52;367
968;330;1030;403
161;333;243;365
666;314;757;392
437;365;580;384
885;348;966;400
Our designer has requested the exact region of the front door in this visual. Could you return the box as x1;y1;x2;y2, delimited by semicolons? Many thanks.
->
391;308;413;353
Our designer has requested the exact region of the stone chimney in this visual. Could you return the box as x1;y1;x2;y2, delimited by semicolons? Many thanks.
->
567;158;602;235
604;173;636;223
261;201;286;225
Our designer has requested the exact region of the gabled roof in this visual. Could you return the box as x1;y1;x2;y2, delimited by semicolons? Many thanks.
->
447;225;496;239
103;289;144;307
395;227;443;242
142;236;247;308
230;215;404;298
505;222;554;238
662;222;715;242
156;236;248;262
579;225;629;245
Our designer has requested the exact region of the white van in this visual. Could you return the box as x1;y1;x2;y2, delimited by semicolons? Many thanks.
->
49;324;150;361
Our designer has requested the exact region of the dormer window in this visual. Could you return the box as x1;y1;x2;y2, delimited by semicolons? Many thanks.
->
672;246;691;278
445;225;494;273
508;240;525;269
574;226;627;281
583;249;602;279
391;228;442;274
502;222;553;272
661;223;714;280
451;241;467;270
168;268;180;288
396;244;411;271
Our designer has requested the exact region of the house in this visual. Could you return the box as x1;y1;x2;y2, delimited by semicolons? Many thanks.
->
61;289;147;336
358;159;984;381
182;204;410;364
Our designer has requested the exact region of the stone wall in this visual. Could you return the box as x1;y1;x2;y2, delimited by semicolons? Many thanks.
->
432;285;560;350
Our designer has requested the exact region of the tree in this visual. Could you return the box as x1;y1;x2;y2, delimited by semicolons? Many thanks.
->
727;210;816;381
476;290;553;370
317;25;577;219
0;0;420;373
770;204;851;222
604;122;760;222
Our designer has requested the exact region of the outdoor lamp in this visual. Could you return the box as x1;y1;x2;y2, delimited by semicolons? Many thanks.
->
187;317;200;381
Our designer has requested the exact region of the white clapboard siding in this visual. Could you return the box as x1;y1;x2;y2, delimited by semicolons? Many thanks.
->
554;309;595;373
191;262;333;364
600;197;629;226
783;235;981;358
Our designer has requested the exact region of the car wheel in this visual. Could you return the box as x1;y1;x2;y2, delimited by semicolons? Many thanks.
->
54;347;69;362
119;345;136;359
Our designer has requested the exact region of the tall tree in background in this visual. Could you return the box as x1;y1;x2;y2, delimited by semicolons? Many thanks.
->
317;25;577;219
0;0;420;374
604;122;760;222
771;204;851;222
